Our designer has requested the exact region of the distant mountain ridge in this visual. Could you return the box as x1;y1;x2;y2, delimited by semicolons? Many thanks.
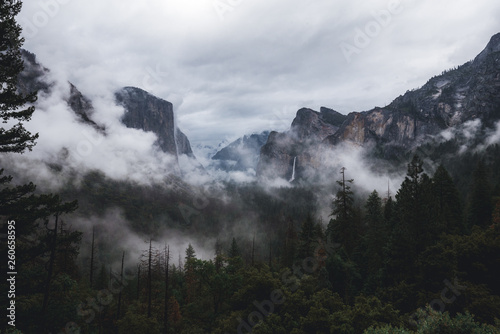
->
212;131;270;171
257;33;500;180
16;33;500;184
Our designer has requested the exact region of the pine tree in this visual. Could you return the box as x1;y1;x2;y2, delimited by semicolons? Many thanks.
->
432;165;463;234
163;245;170;334
363;190;385;279
383;196;395;230
185;243;196;262
387;155;434;282
282;219;298;268
167;296;182;327
89;226;96;288
396;155;435;248
467;161;493;228
298;213;316;259
147;239;153;318
0;0;41;235
327;167;359;256
214;239;224;273
228;237;240;258
0;0;38;153
227;237;243;274
492;199;500;227
184;244;197;304
40;196;79;332
117;251;125;320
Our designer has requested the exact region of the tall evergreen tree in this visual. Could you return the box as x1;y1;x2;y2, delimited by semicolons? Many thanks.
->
185;243;196;262
387;155;434;282
0;0;40;234
228;237;240;258
0;0;38;153
492;199;500;227
184;244;197;304
467;161;493;228
363;190;385;281
432;165;463;234
327;167;359;255
298;213;316;259
282;219;297;268
227;237;243;274
1;4;80;332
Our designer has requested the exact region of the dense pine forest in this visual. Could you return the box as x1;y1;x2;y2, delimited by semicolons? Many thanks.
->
2;1;500;333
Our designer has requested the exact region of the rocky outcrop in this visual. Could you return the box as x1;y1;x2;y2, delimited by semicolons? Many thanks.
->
176;129;194;157
116;87;177;155
18;49;51;96
115;86;195;159
257;107;344;179
68;83;104;131
18;50;103;130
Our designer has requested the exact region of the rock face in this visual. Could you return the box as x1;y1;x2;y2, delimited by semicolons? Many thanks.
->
18;50;51;96
115;87;195;159
18;52;197;168
18;50;103;130
258;33;500;179
292;107;346;141
212;131;270;171
257;107;346;179
68;83;104;131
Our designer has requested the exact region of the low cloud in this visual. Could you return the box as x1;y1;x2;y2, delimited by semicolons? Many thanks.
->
5;69;181;189
18;0;500;147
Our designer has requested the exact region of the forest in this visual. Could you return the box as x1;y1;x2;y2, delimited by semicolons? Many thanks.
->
2;1;500;333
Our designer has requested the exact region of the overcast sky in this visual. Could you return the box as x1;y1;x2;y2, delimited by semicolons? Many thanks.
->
18;0;500;147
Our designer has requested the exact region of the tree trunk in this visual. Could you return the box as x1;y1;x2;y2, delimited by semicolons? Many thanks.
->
164;245;170;334
90;226;95;288
147;239;152;318
41;212;59;331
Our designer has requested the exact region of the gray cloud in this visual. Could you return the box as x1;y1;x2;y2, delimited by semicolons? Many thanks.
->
17;0;500;149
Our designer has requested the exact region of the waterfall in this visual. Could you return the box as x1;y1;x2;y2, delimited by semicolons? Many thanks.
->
289;156;297;182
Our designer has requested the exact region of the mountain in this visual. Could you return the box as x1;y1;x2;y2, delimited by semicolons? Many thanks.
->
115;86;194;158
17;51;197;171
258;33;500;180
212;131;270;171
257;107;346;180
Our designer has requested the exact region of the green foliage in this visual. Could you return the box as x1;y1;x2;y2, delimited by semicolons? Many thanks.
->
365;306;500;333
467;161;493;228
0;0;38;153
117;310;161;334
327;168;360;256
298;213;317;259
228;237;240;258
432;165;464;234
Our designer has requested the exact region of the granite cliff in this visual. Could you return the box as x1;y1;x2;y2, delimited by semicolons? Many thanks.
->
258;33;500;180
18;51;197;171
